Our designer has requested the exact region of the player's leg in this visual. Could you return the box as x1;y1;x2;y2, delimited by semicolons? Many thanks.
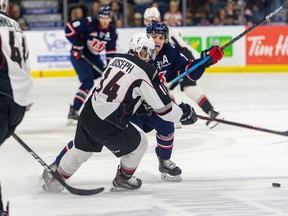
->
147;113;182;182
67;57;94;125
0;182;9;216
41;142;94;193
130;113;154;133
42;100;97;192
0;96;25;145
111;129;148;191
180;79;223;129
80;105;148;191
0;97;9;146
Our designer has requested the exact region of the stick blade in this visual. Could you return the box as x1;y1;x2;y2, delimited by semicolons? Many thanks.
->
66;186;105;196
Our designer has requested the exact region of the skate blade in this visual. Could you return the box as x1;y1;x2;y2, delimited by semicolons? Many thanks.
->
66;119;77;126
110;186;125;192
206;117;224;129
206;121;220;129
174;122;182;129
109;185;140;192
161;173;182;182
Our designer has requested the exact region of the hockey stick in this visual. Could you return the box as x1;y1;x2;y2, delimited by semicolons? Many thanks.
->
81;54;103;75
12;133;105;196
197;115;288;137
166;0;288;88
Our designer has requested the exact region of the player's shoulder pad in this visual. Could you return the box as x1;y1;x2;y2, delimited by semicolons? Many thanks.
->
113;53;157;80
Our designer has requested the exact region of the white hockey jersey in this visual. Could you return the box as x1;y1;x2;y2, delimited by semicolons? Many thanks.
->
0;12;33;107
91;53;183;129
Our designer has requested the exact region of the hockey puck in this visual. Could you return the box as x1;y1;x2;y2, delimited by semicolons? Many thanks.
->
272;183;281;187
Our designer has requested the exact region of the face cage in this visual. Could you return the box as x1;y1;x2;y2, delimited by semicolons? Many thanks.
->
138;46;156;61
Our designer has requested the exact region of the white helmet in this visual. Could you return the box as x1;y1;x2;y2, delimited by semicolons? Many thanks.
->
0;0;8;13
129;32;156;61
143;7;161;25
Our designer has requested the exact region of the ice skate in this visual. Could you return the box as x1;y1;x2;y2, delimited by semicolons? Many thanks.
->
156;148;182;182
41;162;64;193
0;201;8;216
110;166;142;192
206;108;223;129
0;210;8;216
174;121;182;129
67;105;79;126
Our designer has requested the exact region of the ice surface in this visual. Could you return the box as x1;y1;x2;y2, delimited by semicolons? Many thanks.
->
1;73;288;216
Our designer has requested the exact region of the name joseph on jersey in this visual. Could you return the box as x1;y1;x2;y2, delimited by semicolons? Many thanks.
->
108;58;135;73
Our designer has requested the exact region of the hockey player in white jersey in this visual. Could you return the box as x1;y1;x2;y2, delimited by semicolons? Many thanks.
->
143;7;223;129
0;0;33;214
41;32;198;192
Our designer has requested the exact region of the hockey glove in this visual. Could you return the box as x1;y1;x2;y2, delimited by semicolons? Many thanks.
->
179;103;198;125
201;45;223;68
135;101;153;117
71;45;84;60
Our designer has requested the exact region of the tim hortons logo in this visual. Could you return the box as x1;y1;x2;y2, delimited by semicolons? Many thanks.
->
247;34;288;56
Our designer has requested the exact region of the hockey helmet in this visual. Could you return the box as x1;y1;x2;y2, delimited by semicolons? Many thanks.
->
143;7;161;25
146;20;168;39
128;32;156;61
0;0;8;13
98;6;111;17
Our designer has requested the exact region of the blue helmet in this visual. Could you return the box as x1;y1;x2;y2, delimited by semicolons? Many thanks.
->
98;6;111;17
146;20;168;39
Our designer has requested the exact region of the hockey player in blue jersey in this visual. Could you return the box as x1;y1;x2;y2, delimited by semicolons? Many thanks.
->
65;6;118;125
131;20;223;182
144;7;223;129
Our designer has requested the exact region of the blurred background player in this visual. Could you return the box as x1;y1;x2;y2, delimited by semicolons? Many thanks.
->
65;6;118;125
40;32;197;192
130;21;223;182
143;7;223;129
0;0;33;214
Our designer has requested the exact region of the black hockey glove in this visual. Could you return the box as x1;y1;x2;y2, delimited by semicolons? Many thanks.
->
135;101;153;117
179;103;198;125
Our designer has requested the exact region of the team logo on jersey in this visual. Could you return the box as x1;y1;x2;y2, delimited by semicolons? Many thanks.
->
87;38;107;54
156;55;171;71
158;71;167;83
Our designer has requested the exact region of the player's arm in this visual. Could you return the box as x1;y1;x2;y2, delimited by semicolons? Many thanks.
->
65;17;90;45
139;74;197;125
181;46;224;81
65;17;91;59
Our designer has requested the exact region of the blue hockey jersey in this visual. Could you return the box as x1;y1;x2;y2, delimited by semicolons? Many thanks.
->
65;17;118;63
153;42;206;84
